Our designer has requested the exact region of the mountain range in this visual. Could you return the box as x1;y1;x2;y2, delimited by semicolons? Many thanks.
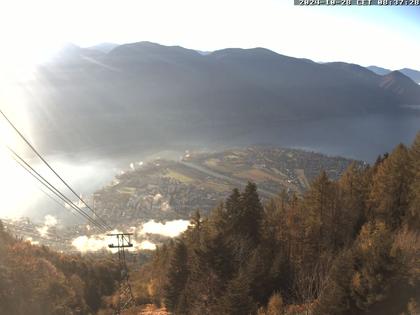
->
20;42;420;155
367;65;420;83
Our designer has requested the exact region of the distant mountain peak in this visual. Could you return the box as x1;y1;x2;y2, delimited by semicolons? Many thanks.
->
380;70;420;97
367;65;392;76
326;62;379;81
58;43;83;54
88;42;119;53
384;70;413;82
367;65;420;84
211;47;280;58
399;68;420;84
108;41;202;60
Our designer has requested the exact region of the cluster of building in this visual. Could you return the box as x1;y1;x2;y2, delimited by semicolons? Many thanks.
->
94;163;226;224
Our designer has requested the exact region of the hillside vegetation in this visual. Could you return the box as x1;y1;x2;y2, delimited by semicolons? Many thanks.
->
1;133;419;315
131;133;420;315
0;226;120;315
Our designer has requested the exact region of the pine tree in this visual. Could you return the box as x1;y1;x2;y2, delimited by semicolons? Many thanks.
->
210;203;229;235
259;192;292;296
185;210;203;249
221;271;256;315
219;184;264;276
187;226;234;315
374;153;389;169
284;192;306;272
350;221;399;310
238;182;264;244
313;250;354;315
225;188;242;234
246;246;274;305
408;132;420;229
338;162;368;244
261;191;288;243
163;240;189;314
369;143;412;229
226;188;241;218
303;171;339;257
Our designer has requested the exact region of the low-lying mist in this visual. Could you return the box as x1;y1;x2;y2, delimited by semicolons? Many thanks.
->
71;219;190;252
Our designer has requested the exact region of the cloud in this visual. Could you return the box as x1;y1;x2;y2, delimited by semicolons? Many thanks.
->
70;219;190;252
44;215;57;226
139;220;190;238
36;214;57;238
72;234;108;253
138;240;156;250
36;226;49;238
71;231;157;253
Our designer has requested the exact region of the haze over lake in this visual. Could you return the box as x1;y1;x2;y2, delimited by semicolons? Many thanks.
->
1;42;420;221
4;109;416;222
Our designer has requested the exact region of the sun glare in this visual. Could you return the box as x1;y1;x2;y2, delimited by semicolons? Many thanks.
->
0;146;37;219
1;42;62;83
0;87;37;219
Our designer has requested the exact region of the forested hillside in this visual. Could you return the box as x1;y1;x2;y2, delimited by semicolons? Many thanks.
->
0;225;120;315
132;133;420;315
1;133;419;315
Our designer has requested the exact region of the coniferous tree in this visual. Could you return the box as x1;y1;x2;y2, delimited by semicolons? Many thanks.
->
164;240;189;314
262;191;288;245
374;153;389;169
188;241;225;314
350;221;399;310
302;171;339;262
224;184;264;273
408;132;420;229
369;144;412;229
238;182;264;244
338;162;368;243
185;210;203;247
226;188;241;219
313;250;354;315
222;271;256;315
260;193;293;296
246;246;274;305
135;135;420;314
210;203;229;235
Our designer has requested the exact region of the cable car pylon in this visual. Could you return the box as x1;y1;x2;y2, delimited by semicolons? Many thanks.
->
108;233;136;314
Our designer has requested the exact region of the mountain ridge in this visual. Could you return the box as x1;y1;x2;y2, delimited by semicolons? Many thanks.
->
368;65;420;83
21;41;420;155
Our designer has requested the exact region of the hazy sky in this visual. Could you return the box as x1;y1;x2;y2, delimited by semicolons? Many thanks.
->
1;0;416;155
0;0;419;71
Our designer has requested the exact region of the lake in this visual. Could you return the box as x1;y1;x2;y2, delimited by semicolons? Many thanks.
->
1;111;419;222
